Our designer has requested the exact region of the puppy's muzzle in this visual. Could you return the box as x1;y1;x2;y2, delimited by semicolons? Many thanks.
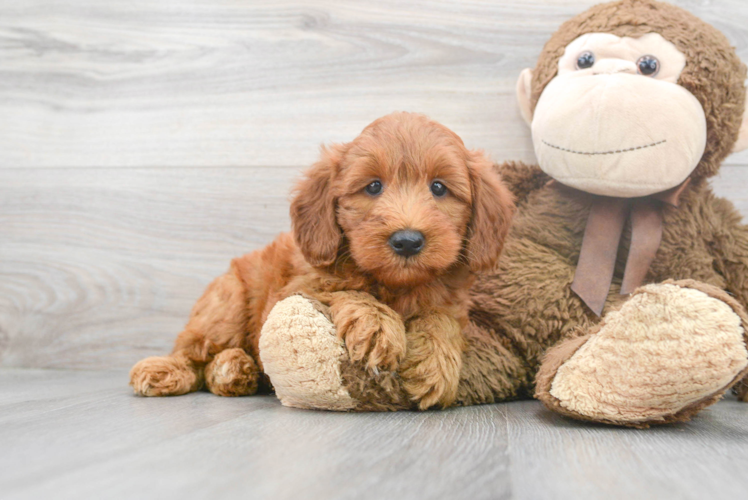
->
389;230;425;257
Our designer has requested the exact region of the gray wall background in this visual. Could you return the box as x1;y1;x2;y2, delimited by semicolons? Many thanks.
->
1;0;746;369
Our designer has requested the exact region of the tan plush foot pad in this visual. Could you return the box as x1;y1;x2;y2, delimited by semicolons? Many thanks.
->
259;295;358;411
536;280;748;427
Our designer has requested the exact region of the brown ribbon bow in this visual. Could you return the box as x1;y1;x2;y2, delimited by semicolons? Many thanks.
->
568;178;691;316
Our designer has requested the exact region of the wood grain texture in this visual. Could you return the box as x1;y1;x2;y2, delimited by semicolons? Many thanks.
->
1;0;747;168
0;369;511;500
0;166;746;370
0;167;296;368
504;399;748;500
3;368;748;500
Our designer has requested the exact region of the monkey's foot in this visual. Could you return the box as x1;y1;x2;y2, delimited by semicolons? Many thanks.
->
535;280;748;427
259;295;358;410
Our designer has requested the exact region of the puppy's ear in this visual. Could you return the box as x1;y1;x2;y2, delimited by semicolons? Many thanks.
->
466;150;515;272
290;144;345;267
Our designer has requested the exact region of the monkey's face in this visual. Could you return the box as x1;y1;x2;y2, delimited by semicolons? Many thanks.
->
519;33;708;198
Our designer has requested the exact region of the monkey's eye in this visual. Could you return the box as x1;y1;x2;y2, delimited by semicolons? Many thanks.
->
637;55;660;77
364;180;383;196
430;181;448;197
575;51;595;70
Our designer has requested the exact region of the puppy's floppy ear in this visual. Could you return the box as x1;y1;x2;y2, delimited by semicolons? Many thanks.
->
290;144;345;267
466;150;516;272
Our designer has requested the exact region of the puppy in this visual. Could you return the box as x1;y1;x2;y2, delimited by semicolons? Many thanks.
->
130;112;514;409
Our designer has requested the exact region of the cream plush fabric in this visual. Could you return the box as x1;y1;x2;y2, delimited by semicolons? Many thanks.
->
550;284;748;423
259;295;356;411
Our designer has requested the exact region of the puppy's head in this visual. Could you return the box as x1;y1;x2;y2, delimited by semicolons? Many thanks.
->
291;112;515;287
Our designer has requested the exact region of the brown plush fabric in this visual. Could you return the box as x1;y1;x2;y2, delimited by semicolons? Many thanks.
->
530;0;747;181
453;322;531;406
339;361;413;411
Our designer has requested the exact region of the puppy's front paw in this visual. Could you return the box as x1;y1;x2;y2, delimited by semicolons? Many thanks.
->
330;293;406;372
400;348;461;410
399;315;463;410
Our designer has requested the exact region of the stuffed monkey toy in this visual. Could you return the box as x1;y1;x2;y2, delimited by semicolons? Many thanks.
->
259;0;748;427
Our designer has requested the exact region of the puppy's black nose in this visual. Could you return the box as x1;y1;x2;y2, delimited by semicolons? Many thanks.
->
388;230;425;257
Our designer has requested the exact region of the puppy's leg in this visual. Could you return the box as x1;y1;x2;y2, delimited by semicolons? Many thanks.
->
327;291;407;372
205;348;261;397
399;313;463;410
130;264;253;397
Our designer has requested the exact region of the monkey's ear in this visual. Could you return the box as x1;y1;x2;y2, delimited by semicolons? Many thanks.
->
733;105;748;153
465;151;516;273
516;68;534;127
290;144;345;267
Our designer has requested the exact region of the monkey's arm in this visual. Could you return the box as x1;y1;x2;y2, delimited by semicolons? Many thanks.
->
493;160;550;205
707;195;748;400
709;196;748;310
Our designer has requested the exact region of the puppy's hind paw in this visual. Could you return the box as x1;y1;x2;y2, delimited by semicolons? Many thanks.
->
205;348;260;397
130;355;203;397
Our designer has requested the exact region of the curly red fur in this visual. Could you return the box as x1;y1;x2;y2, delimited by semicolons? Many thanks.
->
130;112;515;408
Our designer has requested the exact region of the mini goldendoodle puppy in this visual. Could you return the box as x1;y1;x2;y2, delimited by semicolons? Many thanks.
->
130;112;514;409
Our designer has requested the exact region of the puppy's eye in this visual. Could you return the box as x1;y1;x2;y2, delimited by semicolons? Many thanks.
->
636;55;660;77
430;181;448;197
576;51;595;70
364;180;383;196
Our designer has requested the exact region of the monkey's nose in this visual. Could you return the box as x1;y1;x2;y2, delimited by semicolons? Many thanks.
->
592;58;637;75
388;230;425;257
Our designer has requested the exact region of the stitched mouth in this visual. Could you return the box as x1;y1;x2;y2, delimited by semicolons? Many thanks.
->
542;139;666;156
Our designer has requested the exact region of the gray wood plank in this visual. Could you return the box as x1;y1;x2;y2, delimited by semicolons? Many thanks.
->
0;167;296;369
0;166;746;370
0;368;511;500
0;368;127;421
1;0;746;169
505;397;748;500
4;368;748;500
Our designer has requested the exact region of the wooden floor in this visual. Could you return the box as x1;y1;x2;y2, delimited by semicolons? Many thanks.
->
3;368;748;500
